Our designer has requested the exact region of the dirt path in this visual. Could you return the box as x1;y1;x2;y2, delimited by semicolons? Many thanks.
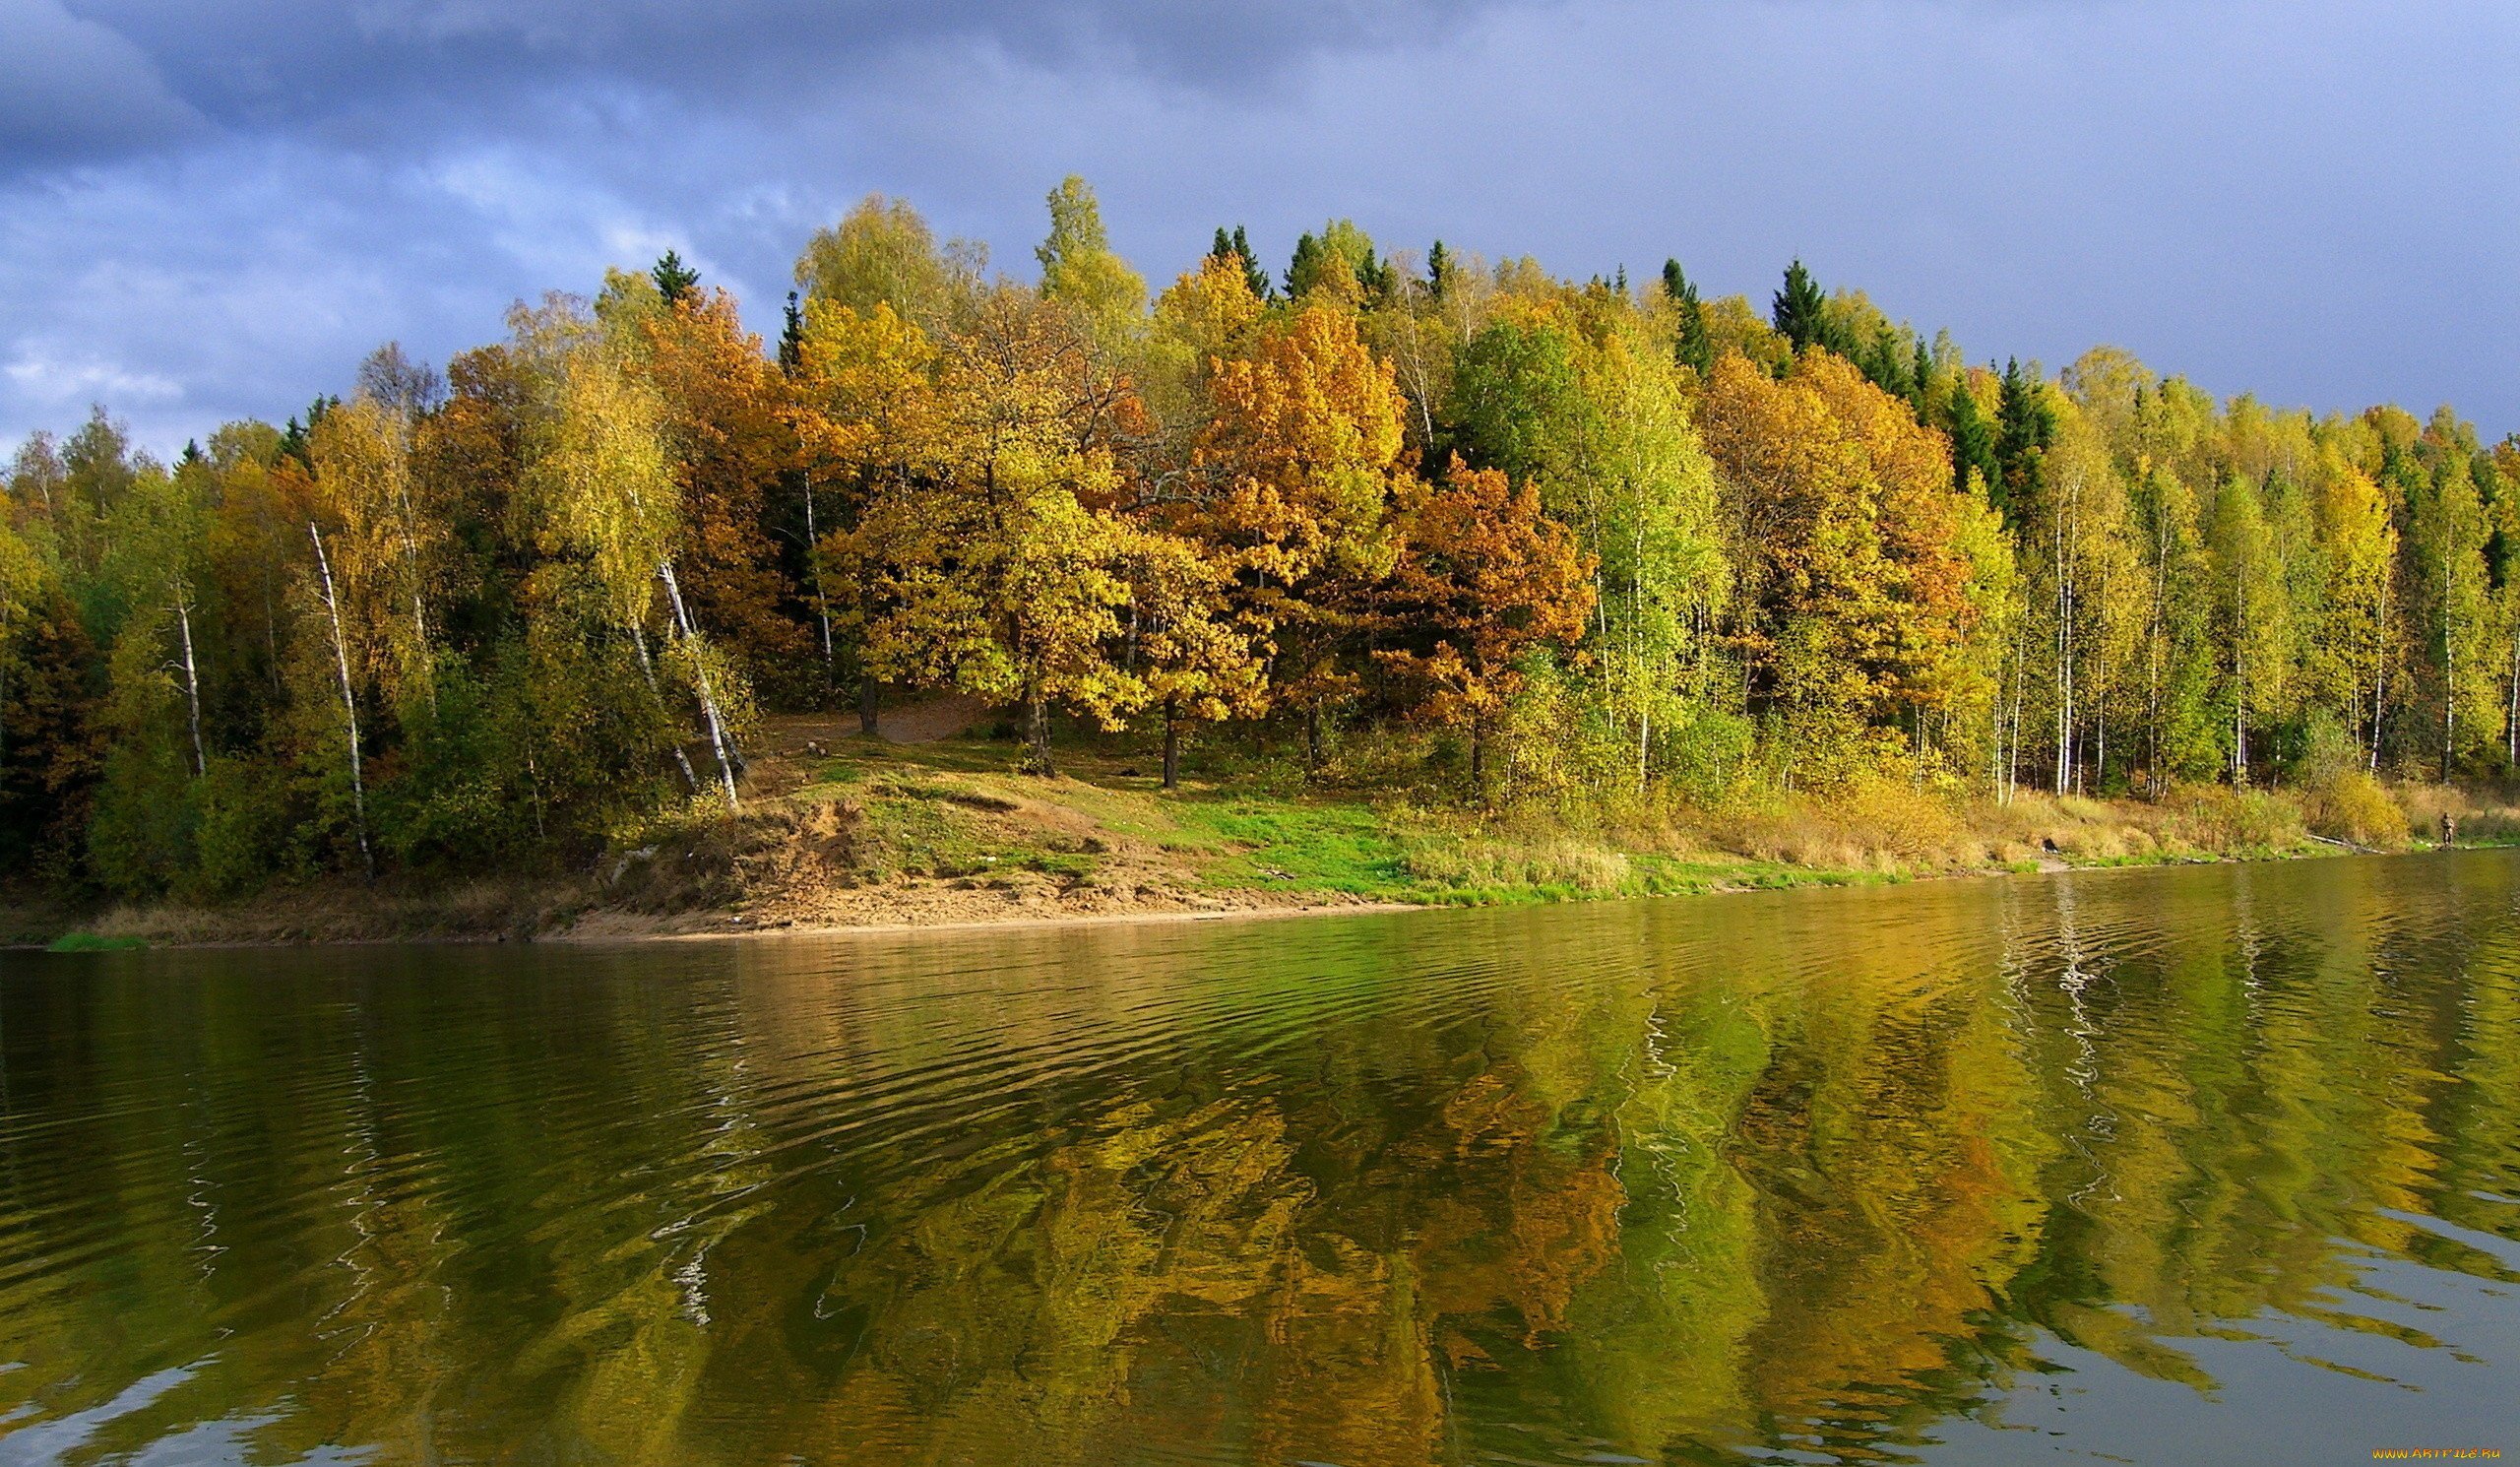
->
874;692;994;744
754;693;997;757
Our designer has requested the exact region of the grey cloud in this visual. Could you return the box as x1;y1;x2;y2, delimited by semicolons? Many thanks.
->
1;0;207;166
17;0;1524;175
2;0;2513;455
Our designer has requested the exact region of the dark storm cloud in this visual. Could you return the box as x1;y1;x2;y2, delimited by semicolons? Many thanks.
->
1;2;207;166
4;0;2515;452
13;0;1516;174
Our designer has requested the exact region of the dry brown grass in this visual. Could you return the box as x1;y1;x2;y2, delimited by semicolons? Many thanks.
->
2391;783;2520;844
74;876;577;945
1674;777;2340;875
1706;779;1978;872
1401;832;1636;893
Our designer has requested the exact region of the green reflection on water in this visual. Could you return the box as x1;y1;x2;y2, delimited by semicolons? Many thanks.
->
1;852;2515;1465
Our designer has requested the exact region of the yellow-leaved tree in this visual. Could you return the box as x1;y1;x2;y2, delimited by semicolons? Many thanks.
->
527;316;749;811
843;287;1147;775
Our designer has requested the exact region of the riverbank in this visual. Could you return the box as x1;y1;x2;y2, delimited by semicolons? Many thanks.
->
9;715;2517;949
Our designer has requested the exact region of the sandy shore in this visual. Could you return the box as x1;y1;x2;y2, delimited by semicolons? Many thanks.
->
547;897;1424;945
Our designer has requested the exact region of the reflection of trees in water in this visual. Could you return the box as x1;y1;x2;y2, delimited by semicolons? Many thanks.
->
0;857;2515;1464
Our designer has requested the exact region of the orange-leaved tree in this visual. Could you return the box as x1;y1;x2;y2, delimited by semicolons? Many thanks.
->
1185;299;1409;766
1374;457;1594;796
637;286;810;700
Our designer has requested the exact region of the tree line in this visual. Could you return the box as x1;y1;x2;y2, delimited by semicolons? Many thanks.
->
4;178;2515;895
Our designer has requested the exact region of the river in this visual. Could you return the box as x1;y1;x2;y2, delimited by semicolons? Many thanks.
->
1;852;2515;1464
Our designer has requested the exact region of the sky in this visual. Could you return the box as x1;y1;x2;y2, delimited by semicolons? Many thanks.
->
4;0;2516;455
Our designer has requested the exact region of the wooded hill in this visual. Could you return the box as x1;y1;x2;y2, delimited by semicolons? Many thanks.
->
3;179;2512;899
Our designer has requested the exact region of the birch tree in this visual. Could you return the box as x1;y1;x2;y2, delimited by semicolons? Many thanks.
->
531;334;746;811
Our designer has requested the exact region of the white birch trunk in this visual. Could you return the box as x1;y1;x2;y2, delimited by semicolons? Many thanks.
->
803;473;834;670
629;622;702;794
174;591;206;778
2370;575;2390;773
660;559;740;813
2504;632;2518;768
308;525;374;878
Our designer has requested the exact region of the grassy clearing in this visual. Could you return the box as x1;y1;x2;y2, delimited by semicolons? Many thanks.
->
746;724;2520;914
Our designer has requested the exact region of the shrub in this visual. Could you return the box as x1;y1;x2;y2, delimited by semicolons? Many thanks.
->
2161;786;2304;853
186;756;297;897
2304;769;2411;850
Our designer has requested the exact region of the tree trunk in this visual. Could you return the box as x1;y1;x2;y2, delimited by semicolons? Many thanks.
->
2092;688;2107;797
263;568;283;696
803;473;834;684
658;559;740;812
393;446;434;715
2505;634;2518;769
2370;579;2390;773
2442;649;2456;783
2233;674;2246;787
1304;705;1323;773
1162;700;1181;792
2054;510;2070;795
308;525;374;879
174;593;206;779
630;623;702;794
858;675;880;737
1025;695;1055;777
1637;700;1651;797
409;585;432;714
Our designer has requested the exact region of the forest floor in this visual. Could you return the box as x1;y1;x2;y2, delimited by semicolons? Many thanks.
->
10;699;2520;949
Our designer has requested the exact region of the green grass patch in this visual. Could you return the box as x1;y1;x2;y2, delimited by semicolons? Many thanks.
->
1175;797;1414;895
46;932;147;952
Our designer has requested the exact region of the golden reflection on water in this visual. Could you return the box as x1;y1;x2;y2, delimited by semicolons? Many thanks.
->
1;853;2516;1464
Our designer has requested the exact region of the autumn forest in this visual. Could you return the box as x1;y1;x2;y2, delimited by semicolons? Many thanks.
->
2;178;2513;900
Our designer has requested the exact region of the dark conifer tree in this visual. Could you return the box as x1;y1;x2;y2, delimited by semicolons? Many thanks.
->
1993;356;2055;519
1771;258;1831;354
1948;379;2000;507
1229;225;1271;301
652;250;700;305
1856;328;1911;402
1284;232;1323;298
1662;259;1712;377
778;291;804;374
277;396;337;469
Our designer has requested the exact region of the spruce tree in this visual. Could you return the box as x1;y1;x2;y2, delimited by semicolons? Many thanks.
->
1284;232;1323;298
1427;240;1453;301
1772;258;1830;354
652;250;700;305
1947;381;1999;504
1662;258;1712;377
1230;225;1270;301
778;291;804;374
1993;356;2056;520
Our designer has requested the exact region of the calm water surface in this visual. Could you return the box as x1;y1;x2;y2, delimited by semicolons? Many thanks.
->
2;854;2517;1465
